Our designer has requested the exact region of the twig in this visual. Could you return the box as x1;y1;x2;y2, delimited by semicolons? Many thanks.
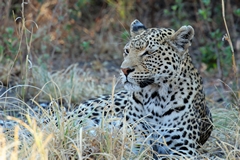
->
221;0;238;91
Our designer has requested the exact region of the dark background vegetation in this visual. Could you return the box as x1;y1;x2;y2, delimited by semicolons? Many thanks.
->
0;0;240;95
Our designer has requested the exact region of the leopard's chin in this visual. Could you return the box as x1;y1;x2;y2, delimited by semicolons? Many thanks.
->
123;82;142;92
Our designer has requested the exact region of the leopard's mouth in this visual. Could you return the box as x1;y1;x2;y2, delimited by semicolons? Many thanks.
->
138;78;155;88
123;80;135;87
121;71;155;90
123;78;155;92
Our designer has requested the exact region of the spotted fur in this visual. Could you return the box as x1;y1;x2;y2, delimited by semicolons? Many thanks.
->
70;19;213;158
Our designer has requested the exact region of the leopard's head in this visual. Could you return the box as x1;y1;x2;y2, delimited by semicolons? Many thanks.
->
121;19;194;91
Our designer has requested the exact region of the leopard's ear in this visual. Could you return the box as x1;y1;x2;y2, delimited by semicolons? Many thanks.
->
168;25;194;54
130;19;147;37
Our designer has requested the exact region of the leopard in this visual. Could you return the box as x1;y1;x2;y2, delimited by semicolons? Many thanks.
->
0;19;213;159
66;19;213;158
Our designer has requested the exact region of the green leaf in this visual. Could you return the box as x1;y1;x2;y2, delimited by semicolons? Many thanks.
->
202;0;210;5
234;8;240;16
198;9;207;20
5;27;14;35
171;5;178;11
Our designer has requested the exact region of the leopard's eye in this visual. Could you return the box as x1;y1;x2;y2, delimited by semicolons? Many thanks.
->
141;51;149;56
124;49;129;55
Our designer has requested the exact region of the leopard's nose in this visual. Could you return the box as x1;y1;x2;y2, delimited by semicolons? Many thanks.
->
121;68;135;76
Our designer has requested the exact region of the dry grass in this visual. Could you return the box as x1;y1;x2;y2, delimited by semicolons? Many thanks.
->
30;64;111;104
0;1;240;160
203;104;240;159
1;84;240;159
0;83;153;160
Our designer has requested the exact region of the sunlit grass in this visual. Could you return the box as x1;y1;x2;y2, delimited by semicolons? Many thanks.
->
0;85;153;159
1;90;240;159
